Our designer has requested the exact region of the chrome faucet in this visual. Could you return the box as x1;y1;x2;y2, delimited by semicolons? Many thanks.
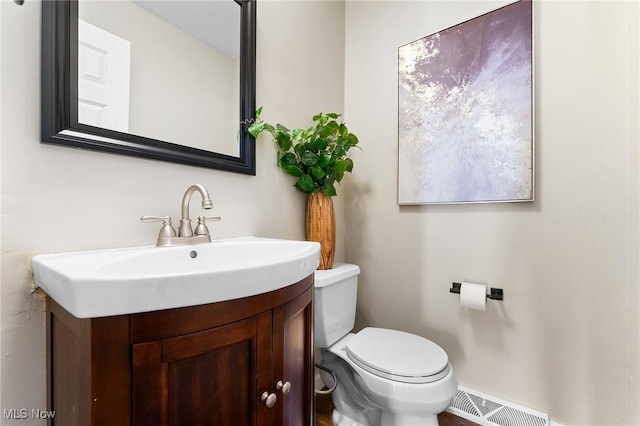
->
141;184;221;247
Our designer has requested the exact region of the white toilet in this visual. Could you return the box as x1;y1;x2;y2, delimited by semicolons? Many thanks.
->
315;263;458;426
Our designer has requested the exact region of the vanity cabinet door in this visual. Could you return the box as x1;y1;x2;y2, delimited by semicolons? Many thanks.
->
272;287;314;426
132;314;272;426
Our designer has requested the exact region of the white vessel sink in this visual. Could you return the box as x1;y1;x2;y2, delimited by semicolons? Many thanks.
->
32;237;320;318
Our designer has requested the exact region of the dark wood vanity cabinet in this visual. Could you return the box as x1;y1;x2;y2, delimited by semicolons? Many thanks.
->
47;276;314;426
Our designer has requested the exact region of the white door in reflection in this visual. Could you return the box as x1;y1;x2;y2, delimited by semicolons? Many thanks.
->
78;20;131;133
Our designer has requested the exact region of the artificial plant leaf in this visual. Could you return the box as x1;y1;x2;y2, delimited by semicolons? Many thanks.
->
309;166;325;181
276;123;290;133
321;181;337;196
295;174;315;193
281;165;304;177
301;151;319;166
335;170;345;183
276;132;292;151
248;120;265;137
318;153;331;167
304;142;317;153
294;143;307;155
326;112;340;119
291;128;305;141
313;138;327;151
345;158;354;172
327;120;339;130
318;127;332;138
279;152;298;166
334;159;347;173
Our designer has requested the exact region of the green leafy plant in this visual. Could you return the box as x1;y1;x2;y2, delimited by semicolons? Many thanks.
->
248;107;360;196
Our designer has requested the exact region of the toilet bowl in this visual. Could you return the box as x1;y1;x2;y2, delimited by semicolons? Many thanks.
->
314;264;457;426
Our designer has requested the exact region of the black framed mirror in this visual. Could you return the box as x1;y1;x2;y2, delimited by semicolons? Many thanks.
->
42;0;256;175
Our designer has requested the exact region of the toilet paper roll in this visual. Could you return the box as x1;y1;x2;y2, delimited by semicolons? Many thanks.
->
460;282;487;311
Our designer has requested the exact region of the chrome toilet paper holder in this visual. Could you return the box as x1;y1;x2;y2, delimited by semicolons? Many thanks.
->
450;282;504;301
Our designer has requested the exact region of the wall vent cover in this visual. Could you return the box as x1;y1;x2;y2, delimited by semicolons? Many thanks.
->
447;385;549;426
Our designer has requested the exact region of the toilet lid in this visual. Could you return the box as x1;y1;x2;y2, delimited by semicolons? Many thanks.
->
346;328;450;384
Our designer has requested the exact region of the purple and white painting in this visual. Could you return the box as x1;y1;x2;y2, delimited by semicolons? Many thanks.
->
398;0;533;204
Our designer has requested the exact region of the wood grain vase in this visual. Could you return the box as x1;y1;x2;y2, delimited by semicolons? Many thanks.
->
306;191;335;270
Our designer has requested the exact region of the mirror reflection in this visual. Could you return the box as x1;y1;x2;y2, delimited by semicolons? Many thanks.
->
78;0;240;157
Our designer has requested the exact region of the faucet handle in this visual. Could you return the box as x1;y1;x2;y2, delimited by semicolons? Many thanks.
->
140;215;171;223
194;215;221;236
200;216;221;222
140;216;177;238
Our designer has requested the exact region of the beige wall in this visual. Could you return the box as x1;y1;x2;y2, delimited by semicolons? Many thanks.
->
0;0;344;423
344;1;639;425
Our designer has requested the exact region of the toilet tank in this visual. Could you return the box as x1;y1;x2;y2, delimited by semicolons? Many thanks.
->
314;263;360;348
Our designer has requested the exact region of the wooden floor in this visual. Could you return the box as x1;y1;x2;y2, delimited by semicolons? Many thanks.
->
315;392;478;426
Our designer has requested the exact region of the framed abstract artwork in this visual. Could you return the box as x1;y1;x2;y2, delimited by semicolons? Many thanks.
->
398;0;533;204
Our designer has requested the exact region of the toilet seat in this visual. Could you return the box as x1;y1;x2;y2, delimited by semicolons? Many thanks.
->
345;328;450;384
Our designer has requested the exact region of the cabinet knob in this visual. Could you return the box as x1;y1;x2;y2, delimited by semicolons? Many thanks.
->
261;391;277;408
276;380;291;395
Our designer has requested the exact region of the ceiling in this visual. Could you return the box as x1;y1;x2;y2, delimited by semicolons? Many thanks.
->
132;0;240;58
